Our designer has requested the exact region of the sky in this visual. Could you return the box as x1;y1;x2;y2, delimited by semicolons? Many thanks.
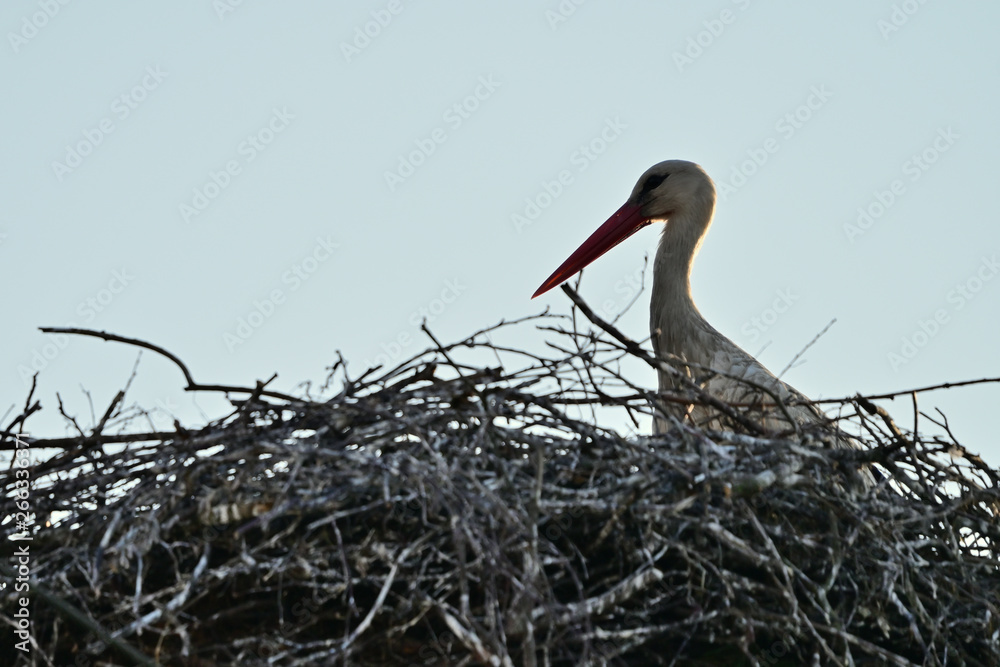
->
2;1;999;464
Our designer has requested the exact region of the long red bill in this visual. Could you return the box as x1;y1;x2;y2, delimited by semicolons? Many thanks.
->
532;202;650;298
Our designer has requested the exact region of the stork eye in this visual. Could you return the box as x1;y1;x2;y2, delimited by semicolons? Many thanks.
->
642;173;668;194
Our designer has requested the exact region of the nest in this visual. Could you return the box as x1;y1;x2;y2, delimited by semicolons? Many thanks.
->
2;287;999;666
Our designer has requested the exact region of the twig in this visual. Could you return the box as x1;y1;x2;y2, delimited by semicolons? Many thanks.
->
777;318;836;379
559;284;768;435
810;376;1000;404
39;327;301;402
0;562;160;667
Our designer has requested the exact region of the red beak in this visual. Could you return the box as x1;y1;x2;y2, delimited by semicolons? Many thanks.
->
532;202;651;298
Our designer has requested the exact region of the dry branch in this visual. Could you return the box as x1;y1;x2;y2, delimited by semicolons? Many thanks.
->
2;296;998;666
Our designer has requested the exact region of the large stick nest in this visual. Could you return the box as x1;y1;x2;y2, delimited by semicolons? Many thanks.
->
2;288;999;666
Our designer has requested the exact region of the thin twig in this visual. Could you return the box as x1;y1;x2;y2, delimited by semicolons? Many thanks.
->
777;318;836;379
39;327;301;402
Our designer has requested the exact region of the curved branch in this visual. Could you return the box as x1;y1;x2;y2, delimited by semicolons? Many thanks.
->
38;327;299;403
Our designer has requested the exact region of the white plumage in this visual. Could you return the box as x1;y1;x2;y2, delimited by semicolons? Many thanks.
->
534;160;833;435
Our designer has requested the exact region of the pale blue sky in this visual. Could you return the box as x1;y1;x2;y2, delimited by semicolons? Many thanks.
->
3;2;998;462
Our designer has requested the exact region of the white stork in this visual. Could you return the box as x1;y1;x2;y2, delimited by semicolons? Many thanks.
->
532;160;838;436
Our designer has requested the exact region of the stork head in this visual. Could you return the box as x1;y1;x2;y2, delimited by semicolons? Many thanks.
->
628;160;715;221
532;160;715;298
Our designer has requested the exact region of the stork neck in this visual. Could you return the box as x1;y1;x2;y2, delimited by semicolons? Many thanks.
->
656;201;712;301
